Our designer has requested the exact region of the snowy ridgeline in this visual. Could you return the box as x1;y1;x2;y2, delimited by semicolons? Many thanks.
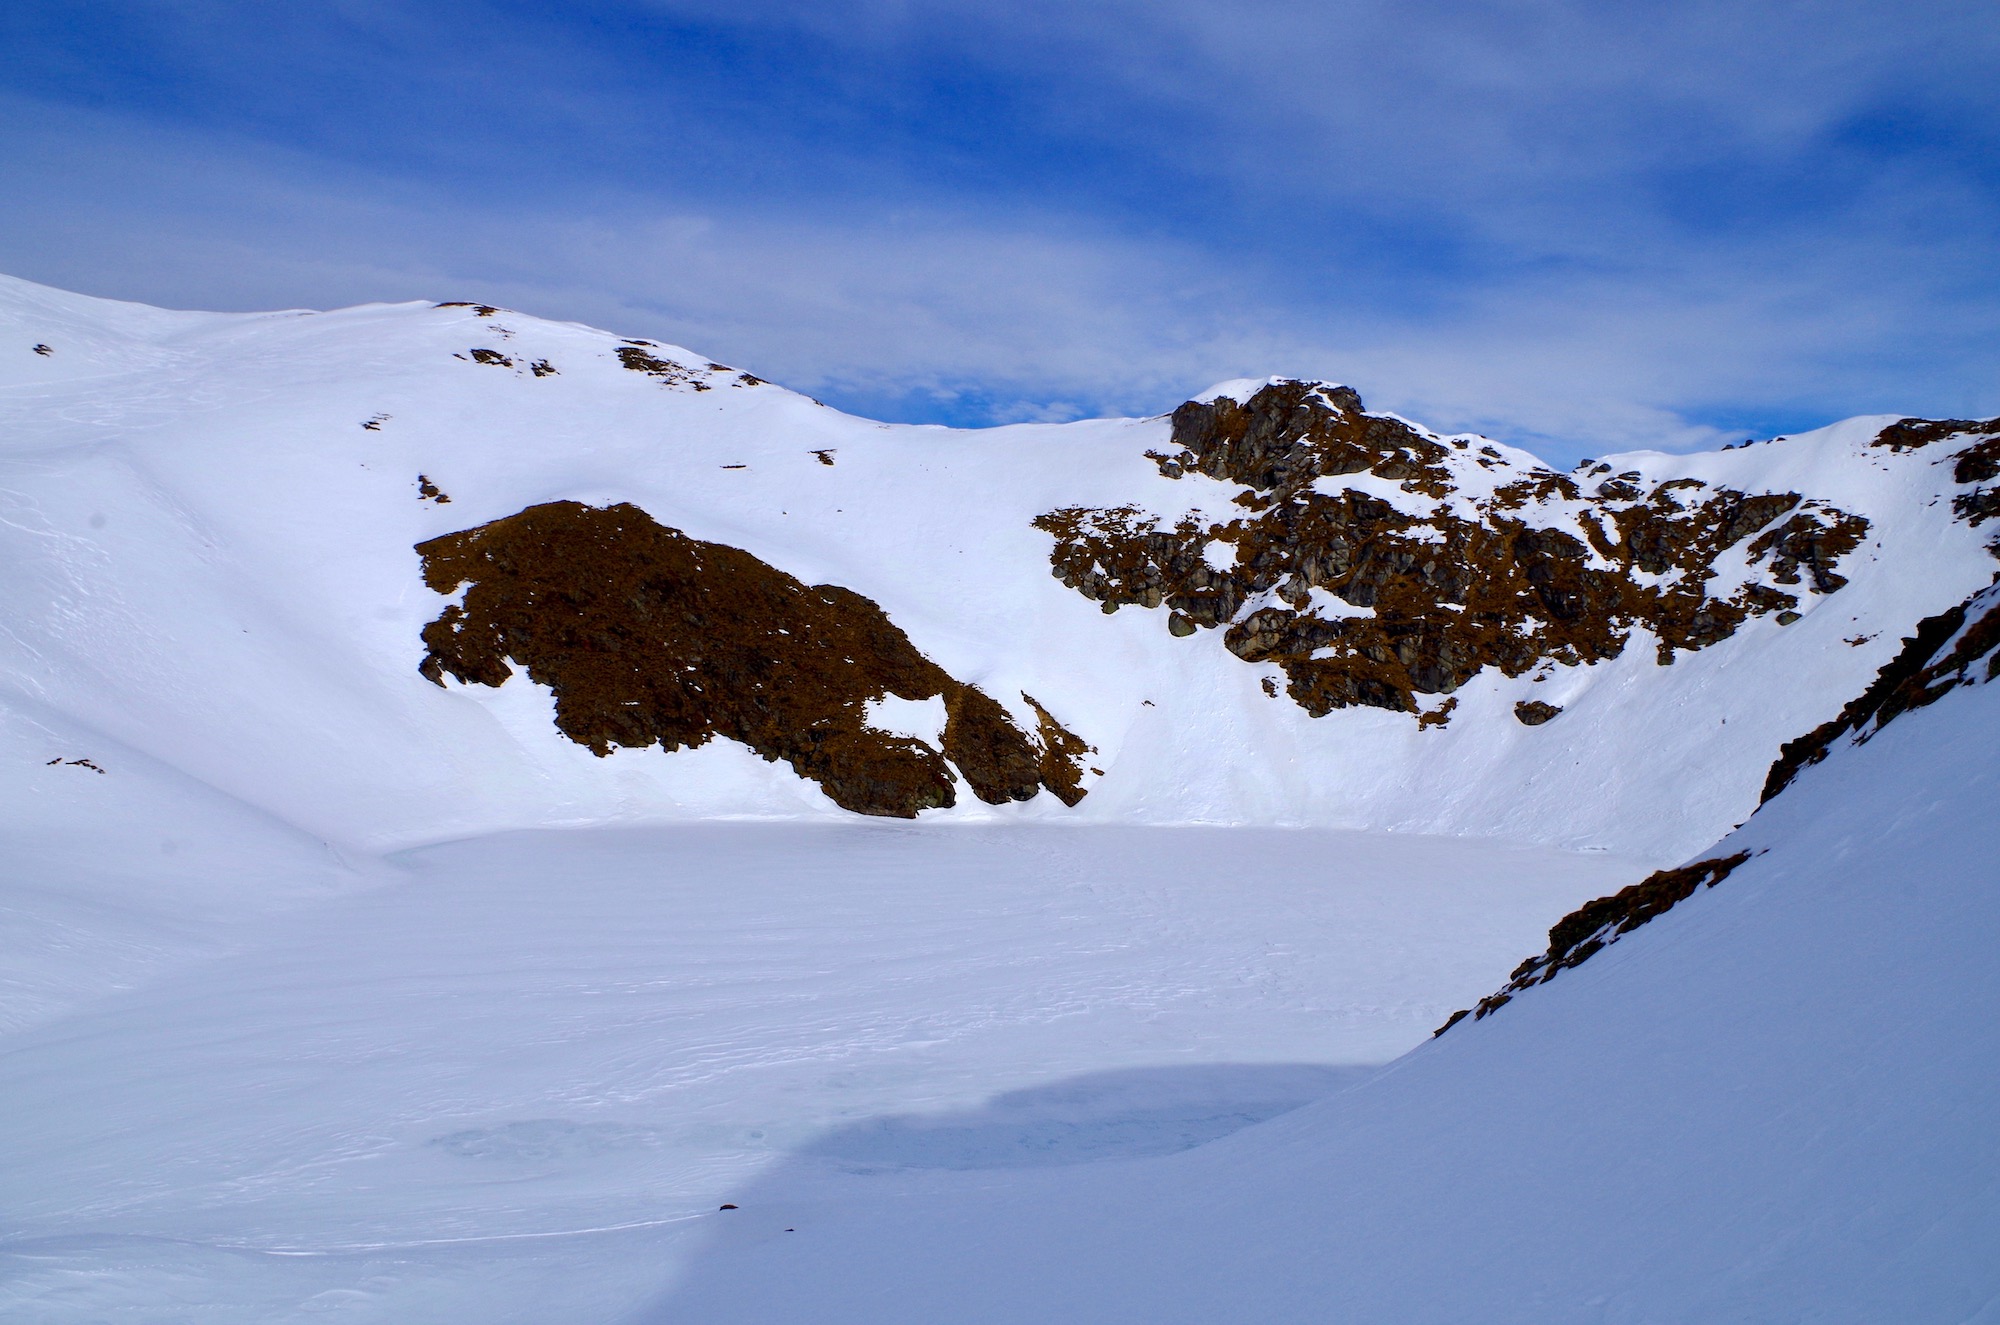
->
2;272;1997;863
1;275;1996;1321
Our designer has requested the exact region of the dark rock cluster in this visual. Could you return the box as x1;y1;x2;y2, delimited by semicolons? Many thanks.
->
1036;381;1870;723
617;342;764;390
417;501;1089;817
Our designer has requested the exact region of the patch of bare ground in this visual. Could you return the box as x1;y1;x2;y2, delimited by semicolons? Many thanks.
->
617;343;717;391
1036;381;1871;722
1021;695;1095;806
1434;851;1753;1035
416;501;1088;817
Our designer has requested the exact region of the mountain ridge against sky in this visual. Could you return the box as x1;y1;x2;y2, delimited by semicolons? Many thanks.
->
3;272;1995;863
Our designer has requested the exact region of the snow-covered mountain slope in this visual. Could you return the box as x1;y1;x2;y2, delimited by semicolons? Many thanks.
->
0;826;1646;1322
4;274;1995;1322
642;573;2000;1325
3;273;1995;862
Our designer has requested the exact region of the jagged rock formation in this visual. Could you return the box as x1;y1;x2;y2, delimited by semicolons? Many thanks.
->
1035;381;1871;720
416;500;1088;817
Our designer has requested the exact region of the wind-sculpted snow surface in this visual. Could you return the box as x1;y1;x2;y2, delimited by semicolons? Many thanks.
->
416;500;1088;817
1037;381;1872;720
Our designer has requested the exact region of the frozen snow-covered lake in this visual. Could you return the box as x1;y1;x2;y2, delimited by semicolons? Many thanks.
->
0;825;1640;1319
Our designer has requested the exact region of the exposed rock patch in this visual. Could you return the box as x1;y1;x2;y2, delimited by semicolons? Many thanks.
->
416;500;1088;818
1434;851;1752;1035
45;756;105;774
1022;695;1095;806
1036;381;1870;721
1869;415;2000;453
617;343;765;391
1513;700;1561;726
617;342;711;390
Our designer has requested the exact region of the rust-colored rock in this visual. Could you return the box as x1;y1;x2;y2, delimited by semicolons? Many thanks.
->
416;500;1087;817
1022;694;1095;806
1869;415;2000;452
1037;381;1870;721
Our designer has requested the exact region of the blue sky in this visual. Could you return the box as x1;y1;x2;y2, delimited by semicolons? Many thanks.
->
3;1;1997;459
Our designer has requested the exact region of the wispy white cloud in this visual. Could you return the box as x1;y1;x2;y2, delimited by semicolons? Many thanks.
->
2;0;1996;467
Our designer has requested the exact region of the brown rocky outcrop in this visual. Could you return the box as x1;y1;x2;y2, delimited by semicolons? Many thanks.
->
416;501;1088;817
1037;381;1870;721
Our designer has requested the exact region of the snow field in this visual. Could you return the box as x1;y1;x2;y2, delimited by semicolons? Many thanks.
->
0;824;1641;1320
656;644;2000;1325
